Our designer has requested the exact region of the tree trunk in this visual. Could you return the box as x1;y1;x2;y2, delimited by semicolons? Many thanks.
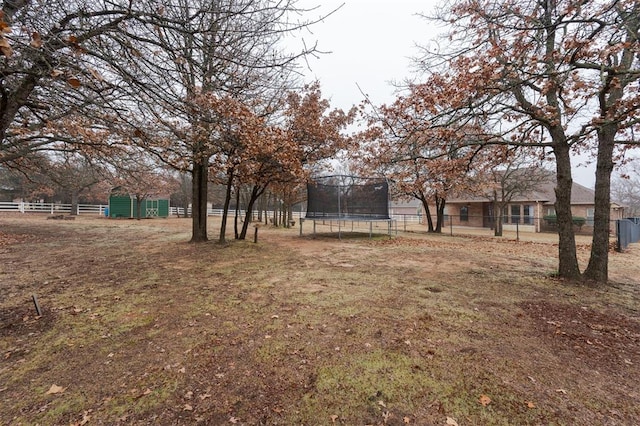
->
234;185;240;240
70;191;79;216
257;192;264;222
239;185;264;240
190;159;209;243
279;202;285;226
583;125;616;283
219;169;234;243
494;201;504;237
554;142;581;280
0;73;40;153
434;196;445;233
418;195;436;233
494;215;503;237
136;195;143;220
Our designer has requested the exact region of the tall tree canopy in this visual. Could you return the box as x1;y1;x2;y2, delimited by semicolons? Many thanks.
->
108;0;324;242
0;0;138;165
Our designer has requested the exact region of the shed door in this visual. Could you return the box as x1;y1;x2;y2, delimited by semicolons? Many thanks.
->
146;199;159;217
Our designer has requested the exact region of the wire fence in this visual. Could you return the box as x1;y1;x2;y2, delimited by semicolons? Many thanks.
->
392;214;580;232
298;213;627;244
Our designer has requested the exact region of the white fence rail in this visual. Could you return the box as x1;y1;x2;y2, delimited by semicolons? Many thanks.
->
170;206;308;219
1;203;424;225
0;202;108;215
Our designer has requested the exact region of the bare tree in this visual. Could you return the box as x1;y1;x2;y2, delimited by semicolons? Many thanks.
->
612;161;640;217
40;153;107;214
109;148;174;220
478;150;553;236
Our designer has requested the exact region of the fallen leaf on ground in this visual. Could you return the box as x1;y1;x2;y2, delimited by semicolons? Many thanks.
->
45;384;65;395
79;410;91;425
446;417;459;426
330;414;338;423
479;394;491;406
526;401;536;408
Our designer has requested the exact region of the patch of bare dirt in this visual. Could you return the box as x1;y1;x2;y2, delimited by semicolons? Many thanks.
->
521;300;640;374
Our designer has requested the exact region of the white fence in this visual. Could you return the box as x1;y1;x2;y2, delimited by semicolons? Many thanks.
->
0;202;108;215
171;206;308;220
1;202;424;225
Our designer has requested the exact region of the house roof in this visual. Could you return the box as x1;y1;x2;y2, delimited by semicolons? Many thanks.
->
390;198;422;208
448;179;595;205
536;180;595;205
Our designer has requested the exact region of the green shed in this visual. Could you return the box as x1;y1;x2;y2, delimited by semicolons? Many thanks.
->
108;188;170;219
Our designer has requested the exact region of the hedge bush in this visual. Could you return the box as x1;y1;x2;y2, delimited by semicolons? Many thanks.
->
543;215;586;227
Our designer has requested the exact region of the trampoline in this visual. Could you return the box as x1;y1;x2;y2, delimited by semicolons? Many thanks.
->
302;175;394;239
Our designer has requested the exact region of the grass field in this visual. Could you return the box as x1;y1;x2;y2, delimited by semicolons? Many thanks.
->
1;214;639;425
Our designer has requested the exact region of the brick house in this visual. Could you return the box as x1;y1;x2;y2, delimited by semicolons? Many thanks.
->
441;180;626;233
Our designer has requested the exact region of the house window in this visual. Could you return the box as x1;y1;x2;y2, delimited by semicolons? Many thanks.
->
547;207;555;216
503;206;509;224
460;206;469;222
586;208;594;226
523;205;533;225
511;204;521;224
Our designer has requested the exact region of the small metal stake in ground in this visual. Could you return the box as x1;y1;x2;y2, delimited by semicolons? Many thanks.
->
32;294;42;316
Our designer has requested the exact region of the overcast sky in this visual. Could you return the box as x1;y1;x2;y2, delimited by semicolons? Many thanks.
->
294;1;436;110
291;0;599;188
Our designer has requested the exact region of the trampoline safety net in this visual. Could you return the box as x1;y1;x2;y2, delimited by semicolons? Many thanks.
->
306;175;390;220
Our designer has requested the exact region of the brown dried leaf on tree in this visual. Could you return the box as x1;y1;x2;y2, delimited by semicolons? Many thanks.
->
0;37;12;57
30;32;42;48
67;77;81;88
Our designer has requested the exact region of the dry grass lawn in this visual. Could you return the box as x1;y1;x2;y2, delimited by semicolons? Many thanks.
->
1;214;639;425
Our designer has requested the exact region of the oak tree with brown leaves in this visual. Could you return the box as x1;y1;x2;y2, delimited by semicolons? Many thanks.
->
111;0;325;243
416;0;640;282
0;1;138;165
357;93;493;233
